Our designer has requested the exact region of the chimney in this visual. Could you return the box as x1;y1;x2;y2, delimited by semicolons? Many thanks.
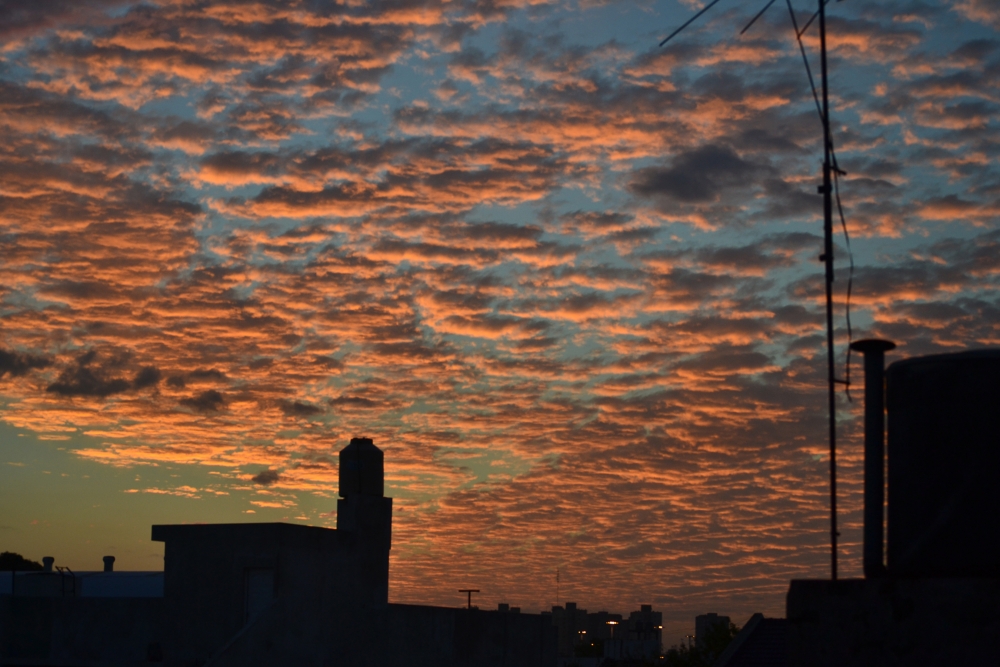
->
103;556;115;572
849;338;895;577
43;557;54;572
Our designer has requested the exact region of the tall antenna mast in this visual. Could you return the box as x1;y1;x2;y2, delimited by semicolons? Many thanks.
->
817;0;838;583
660;0;842;580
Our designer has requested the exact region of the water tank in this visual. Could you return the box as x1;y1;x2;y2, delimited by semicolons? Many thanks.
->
886;350;1000;577
338;437;384;497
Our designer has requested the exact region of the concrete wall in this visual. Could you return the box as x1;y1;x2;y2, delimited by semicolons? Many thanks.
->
1;510;553;667
203;603;557;667
0;595;163;665
786;578;1000;667
0;571;164;599
80;573;164;598
336;494;393;606
1;571;77;598
387;604;557;667
1;594;557;667
152;522;358;664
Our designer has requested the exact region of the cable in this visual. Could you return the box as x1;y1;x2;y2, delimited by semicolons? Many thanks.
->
833;165;854;402
741;0;779;35
797;0;835;39
664;0;857;398
786;0;854;399
786;0;824;125
660;0;728;47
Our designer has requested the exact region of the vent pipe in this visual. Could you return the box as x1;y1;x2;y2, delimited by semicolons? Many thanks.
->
849;338;895;577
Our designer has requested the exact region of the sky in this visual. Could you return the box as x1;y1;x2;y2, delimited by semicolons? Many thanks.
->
1;0;998;644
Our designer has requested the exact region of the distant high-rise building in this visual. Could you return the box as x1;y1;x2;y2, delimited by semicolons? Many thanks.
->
696;612;731;647
550;601;589;656
625;604;662;651
603;604;662;661
586;610;623;641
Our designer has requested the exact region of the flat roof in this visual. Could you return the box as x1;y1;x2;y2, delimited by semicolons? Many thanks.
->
152;522;336;543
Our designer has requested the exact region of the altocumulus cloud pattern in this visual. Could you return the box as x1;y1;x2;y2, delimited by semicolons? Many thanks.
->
0;0;998;638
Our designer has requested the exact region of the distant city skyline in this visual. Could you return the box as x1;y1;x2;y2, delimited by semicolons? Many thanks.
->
1;0;998;644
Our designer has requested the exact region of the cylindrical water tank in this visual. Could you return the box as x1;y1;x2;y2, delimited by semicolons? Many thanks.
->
338;437;384;498
886;350;1000;577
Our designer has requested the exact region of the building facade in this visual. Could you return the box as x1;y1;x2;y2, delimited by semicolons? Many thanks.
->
0;438;557;667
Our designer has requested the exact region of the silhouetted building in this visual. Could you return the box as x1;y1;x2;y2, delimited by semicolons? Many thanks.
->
787;346;1000;666
714;613;788;667
0;437;557;667
585;609;622;642
0;564;163;599
549;602;659;663
695;612;730;647
603;604;662;661
550;601;589;656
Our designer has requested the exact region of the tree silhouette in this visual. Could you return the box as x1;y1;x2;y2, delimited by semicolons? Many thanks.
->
663;622;741;667
0;551;44;571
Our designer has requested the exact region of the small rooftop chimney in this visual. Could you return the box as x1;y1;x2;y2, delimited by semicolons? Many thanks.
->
103;556;115;572
849;338;895;577
43;557;54;572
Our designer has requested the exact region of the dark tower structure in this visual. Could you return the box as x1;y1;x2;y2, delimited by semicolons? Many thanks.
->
337;437;393;606
338;436;385;498
885;350;1000;577
848;345;1000;578
788;347;1000;665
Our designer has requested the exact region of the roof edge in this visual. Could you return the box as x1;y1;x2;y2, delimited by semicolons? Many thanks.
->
713;612;763;667
151;522;335;542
